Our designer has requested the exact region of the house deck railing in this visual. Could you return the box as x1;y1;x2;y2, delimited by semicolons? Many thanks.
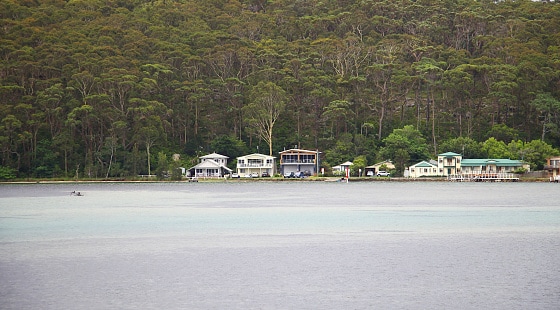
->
448;173;519;182
281;159;316;164
237;163;274;168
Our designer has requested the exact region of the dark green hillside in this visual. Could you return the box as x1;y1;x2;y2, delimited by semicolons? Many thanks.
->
1;0;559;178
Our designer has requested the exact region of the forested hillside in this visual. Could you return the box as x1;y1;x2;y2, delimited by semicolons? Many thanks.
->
1;0;559;179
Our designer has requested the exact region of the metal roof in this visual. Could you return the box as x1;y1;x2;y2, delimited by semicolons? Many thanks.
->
438;152;461;157
461;159;524;167
411;161;437;168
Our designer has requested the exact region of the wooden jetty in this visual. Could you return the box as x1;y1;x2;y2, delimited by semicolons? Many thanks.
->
448;173;519;182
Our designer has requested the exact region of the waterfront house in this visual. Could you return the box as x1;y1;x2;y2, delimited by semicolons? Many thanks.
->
544;156;560;180
459;158;528;174
408;152;529;178
236;153;276;177
187;152;232;178
437;152;462;176
408;161;439;178
279;148;320;176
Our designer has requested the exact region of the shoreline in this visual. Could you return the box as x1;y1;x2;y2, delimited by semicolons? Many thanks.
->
0;176;553;184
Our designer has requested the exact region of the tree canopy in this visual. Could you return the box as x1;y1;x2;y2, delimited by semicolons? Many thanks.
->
1;0;560;178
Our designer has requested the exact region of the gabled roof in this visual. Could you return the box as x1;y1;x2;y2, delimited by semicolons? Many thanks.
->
200;152;229;159
190;159;232;171
439;152;461;157
461;159;524;167
340;161;353;166
411;160;437;168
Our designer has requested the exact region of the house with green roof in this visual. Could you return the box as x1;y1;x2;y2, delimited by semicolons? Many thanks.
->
459;159;529;174
407;152;529;178
437;152;462;176
408;161;438;178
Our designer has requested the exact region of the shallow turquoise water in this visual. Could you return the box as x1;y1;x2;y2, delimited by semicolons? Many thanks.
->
1;182;559;309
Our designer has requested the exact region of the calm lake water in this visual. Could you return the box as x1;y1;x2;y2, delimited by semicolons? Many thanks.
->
1;181;559;309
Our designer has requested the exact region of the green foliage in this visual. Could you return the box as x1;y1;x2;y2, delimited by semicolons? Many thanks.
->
0;166;16;180
379;126;430;173
155;151;168;180
351;155;367;177
209;135;248;160
324;133;354;167
439;137;484;159
530;93;560;141
1;0;560;177
486;124;520;142
482;137;511;159
516;140;560;170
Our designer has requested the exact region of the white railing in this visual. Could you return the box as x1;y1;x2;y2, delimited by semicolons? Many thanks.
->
237;163;274;168
448;173;519;181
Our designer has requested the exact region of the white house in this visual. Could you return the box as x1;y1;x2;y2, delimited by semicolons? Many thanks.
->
408;152;529;178
236;153;276;177
408;161;438;178
187;152;232;178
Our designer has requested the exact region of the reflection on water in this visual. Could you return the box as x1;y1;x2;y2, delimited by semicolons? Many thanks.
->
1;182;559;309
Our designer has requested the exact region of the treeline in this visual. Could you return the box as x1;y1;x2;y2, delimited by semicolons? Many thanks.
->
1;0;560;179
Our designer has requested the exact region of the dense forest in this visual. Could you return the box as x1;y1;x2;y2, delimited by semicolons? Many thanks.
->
1;0;560;179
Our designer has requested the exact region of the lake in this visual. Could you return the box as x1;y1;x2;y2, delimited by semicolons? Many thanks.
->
1;181;559;309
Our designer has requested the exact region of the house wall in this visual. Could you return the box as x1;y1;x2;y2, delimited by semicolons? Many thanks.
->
408;166;438;178
437;155;461;176
545;157;560;177
279;150;319;175
236;154;276;176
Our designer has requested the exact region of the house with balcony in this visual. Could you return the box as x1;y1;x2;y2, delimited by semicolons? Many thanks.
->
408;152;529;179
236;153;276;177
544;156;560;180
459;158;529;174
187;152;232;178
437;152;462;176
279;148;320;176
544;156;560;182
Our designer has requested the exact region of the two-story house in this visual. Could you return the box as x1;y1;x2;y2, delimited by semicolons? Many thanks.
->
408;152;529;178
279;149;320;176
236;153;276;177
437;152;462;175
543;156;560;180
187;152;232;178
